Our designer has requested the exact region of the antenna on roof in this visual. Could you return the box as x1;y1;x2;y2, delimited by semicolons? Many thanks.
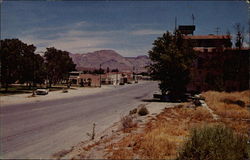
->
192;14;195;25
215;27;220;35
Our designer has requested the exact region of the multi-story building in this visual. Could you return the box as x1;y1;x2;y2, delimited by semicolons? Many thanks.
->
178;25;249;92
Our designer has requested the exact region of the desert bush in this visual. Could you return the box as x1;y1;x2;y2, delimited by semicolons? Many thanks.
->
177;124;248;160
138;106;149;116
129;108;137;115
121;115;137;131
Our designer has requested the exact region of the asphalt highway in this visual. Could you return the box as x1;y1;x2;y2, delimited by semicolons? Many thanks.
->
0;81;158;158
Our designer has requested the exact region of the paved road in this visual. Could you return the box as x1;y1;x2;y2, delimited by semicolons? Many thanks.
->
0;81;158;159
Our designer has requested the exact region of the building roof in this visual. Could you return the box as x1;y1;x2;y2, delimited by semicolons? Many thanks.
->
184;35;231;40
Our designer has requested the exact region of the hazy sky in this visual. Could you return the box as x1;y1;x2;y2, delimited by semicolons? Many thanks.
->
1;1;249;56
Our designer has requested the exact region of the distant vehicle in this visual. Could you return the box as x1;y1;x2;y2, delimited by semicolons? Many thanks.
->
36;89;49;95
153;91;162;99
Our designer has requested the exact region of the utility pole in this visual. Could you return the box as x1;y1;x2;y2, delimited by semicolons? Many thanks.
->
116;69;118;86
99;64;102;88
192;14;195;25
32;53;35;96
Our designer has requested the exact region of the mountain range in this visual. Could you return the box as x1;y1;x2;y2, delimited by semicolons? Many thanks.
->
69;50;151;72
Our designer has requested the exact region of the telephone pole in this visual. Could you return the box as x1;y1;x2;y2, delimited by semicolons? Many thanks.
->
99;64;102;88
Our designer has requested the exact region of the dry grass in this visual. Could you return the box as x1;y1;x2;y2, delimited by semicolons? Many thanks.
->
202;90;250;120
139;126;178;159
106;105;215;159
105;90;250;159
71;90;250;159
202;90;250;136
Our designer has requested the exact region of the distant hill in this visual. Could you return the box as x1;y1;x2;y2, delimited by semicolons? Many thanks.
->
69;50;151;72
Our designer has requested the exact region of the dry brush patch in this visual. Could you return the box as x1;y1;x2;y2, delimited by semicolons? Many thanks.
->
120;115;138;132
202;90;250;135
202;90;250;119
105;105;215;159
66;91;250;159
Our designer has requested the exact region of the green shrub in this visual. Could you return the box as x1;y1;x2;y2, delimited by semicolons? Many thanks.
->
177;124;248;160
138;106;149;116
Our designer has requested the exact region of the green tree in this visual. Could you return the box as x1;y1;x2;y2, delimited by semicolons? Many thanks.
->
1;39;47;91
18;43;37;88
148;31;196;100
44;47;76;87
33;54;47;85
0;39;38;91
234;23;244;49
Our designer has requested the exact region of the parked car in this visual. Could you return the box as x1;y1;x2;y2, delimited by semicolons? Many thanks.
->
36;89;49;95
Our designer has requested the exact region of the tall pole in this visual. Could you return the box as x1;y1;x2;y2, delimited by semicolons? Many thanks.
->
32;53;35;96
116;70;118;86
99;64;101;88
192;14;195;25
175;16;177;32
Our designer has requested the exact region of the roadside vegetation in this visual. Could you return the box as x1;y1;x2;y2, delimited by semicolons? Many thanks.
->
90;90;249;159
52;91;249;160
178;124;248;160
202;90;250;134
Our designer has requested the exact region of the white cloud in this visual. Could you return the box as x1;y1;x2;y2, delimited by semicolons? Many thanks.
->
20;35;112;53
21;21;89;35
130;29;164;36
19;21;159;56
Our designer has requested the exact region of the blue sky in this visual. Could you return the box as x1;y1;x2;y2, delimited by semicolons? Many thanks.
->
1;1;249;56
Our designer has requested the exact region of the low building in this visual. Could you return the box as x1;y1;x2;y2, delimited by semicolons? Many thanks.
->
101;72;122;85
69;71;100;87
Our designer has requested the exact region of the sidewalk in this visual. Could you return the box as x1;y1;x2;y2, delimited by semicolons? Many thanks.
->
0;85;114;107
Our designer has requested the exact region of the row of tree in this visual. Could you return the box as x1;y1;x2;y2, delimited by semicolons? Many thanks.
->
0;39;76;91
